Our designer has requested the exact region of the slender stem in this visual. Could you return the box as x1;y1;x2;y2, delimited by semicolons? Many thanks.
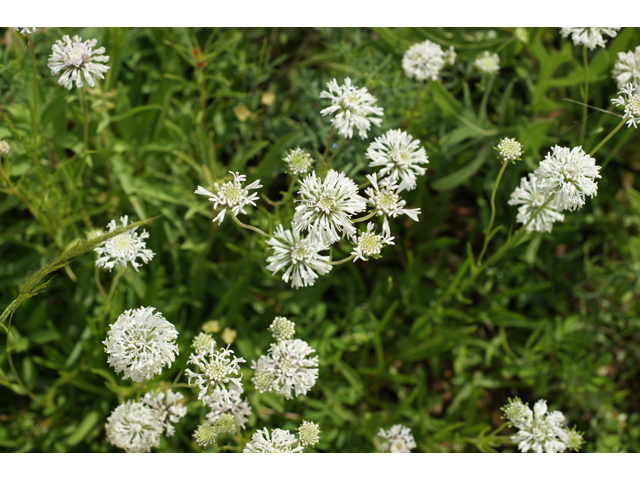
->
330;255;355;265
319;124;335;169
95;267;106;298
323;137;345;173
77;86;89;185
105;267;125;309
27;36;38;143
404;79;424;130
589;117;627;158
231;213;271;238
353;211;377;224
477;161;508;266
580;45;589;144
273;174;299;207
200;71;207;129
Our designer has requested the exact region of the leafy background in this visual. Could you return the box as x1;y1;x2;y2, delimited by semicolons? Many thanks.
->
1;27;639;453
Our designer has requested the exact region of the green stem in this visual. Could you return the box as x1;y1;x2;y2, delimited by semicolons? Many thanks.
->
404;79;424;130
27;35;38;144
77;86;89;186
580;45;589;144
353;211;377;224
330;255;355;265
318;124;335;173
589;117;627;158
274;174;299;207
231;213;271;238
477;161;508;266
321;136;345;176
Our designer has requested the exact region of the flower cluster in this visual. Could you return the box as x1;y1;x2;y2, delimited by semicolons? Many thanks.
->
612;46;640;90
298;421;321;447
94;215;155;272
508;174;565;233
268;316;296;343
365;173;421;237
204;384;252;430
474;51;500;74
195;171;262;225
560;27;620;50
496;137;523;163
283;147;314;175
141;389;187;437
402;40;455;81
0;141;10;156
185;342;246;401
351;223;394;262
10;28;37;36
243;427;303;453
191;332;215;354
379;424;416;453
105;400;164;453
48;35;110;90
612;83;640;128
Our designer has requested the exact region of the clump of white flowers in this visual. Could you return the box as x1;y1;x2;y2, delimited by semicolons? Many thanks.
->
351;223;394;262
283;147;314;175
474;51;500;74
191;332;215;354
320;77;384;139
365;173;421;237
266;223;332;289
48;35;110;90
379;424;416;453
496;137;524;163
402;40;455;81
298;421;321;447
10;28;37;36
268;316;296;343
195;171;262;225
612;46;640;90
293;169;367;244
534;145;601;212
204;385;252;430
105;400;164;453
0;140;10;156
185;342;246;402
612;83;640;129
502;397;584;453
560;27;620;50
243;427;303;453
366;129;429;192
142;389;187;437
508;174;565;233
103;307;179;382
94;215;155;272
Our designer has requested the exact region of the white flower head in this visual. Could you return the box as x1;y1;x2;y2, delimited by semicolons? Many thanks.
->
351;223;395;263
365;173;421;237
204;384;252;431
379;425;416;453
103;307;179;383
560;27;620;50
293;170;367;245
195;171;262;225
534;145;601;212
474;51;500;74
508;173;565;233
193;422;218;448
402;40;454;81
266;223;332;289
284;147;314;175
10;28;37;36
142;389;187;437
612;46;640;90
0;141;10;156
251;339;319;400
366;129;429;192
496;137;524;163
268;316;296;343
243;427;303;453
105;400;164;453
564;426;585;452
94;215;155;272
48;35;109;90
515;28;530;44
319;77;384;139
612;83;640;128
501;397;533;430
298;421;321;447
191;332;215;355
185;342;246;402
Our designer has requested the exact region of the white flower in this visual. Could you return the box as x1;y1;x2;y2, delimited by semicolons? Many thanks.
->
103;307;179;382
185;342;245;402
142;389;187;437
612;83;640;128
298;421;321;447
266;223;332;289
379;425;416;453
365;173;421;237
292;170;367;244
243;428;303;453
496;137;523;163
284;147;314;175
94;215;155;272
612;46;640;90
501;397;532;430
474;51;500;74
105;400;164;453
515;28;530;44
508;174;565;233
0;140;10;156
48;35;110;90
268;316;296;343
351;223;394;262
560;27;620;50
366;129;429;192
504;398;572;453
191;332;215;354
204;384;252;430
319;78;384;139
534;145;601;212
402;40;454;81
195;171;262;225
193;423;218;447
10;28;37;36
251;339;319;400
444;46;456;65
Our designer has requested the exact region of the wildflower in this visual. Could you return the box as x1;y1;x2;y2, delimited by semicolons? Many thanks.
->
105;400;164;453
0;141;10;156
508;174;564;233
212;412;238;436
298;421;321;447
292;170;367;244
444;46;456;65
283;147;314;175
48;35;110;90
365;173;421;237
515;28;529;44
366;129;429;192
501;397;533;429
103;307;179;383
474;51;500;74
193;423;218;448
613;46;640;90
94;215;154;272
204;385;252;430
351;223;394;262
251;339;319;400
243;428;303;453
402;40;455;81
564;426;585;452
560;27;620;50
496;137;524;163
534;145;601;212
185;342;245;402
10;28;37;36
201;320;221;333
142;389;187;437
268;316;296;343
320;77;384;139
379;425;416;453
612;83;640;128
191;332;215;354
195;171;262;225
